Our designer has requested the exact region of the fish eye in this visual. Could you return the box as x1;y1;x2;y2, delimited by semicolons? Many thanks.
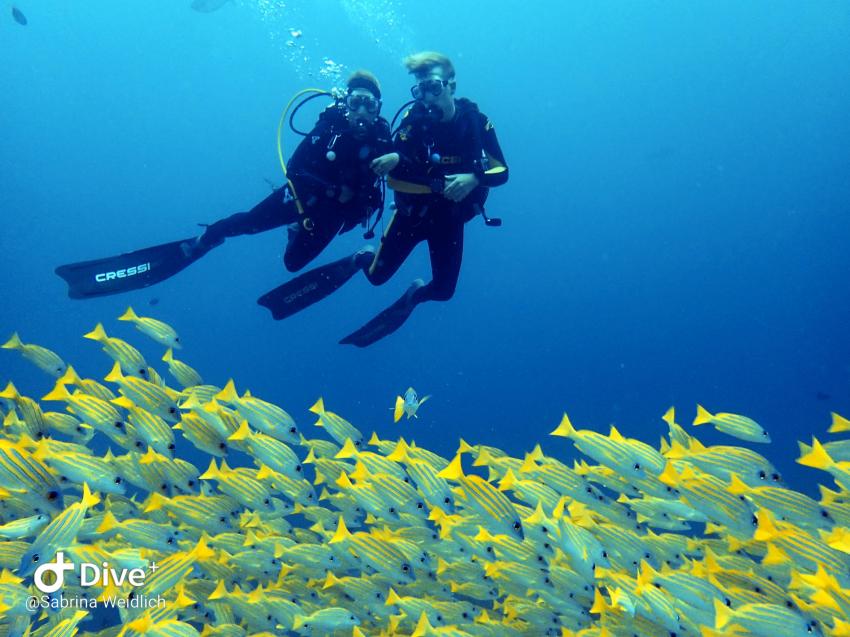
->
724;598;731;607
115;421;124;429
266;615;272;621
169;407;177;415
350;616;355;621
771;473;780;482
541;526;549;533
219;517;226;523
296;465;302;473
168;443;175;450
633;463;641;470
47;490;59;500
751;515;758;526
486;546;493;553
544;542;551;550
821;509;830;518
188;480;195;487
444;497;451;503
219;442;226;449
513;521;521;529
602;551;608;558
114;477;122;484
389;507;396;514
166;537;174;544
401;563;410;572
32;554;40;563
161;483;168;491
417;501;424;509
289;426;297;434
758;470;766;479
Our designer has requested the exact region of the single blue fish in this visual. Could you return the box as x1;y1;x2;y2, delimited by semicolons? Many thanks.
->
12;6;27;25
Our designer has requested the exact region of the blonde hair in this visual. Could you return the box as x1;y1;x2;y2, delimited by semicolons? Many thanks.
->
403;51;455;79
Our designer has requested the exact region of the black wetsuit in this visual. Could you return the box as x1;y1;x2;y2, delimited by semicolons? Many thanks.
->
371;98;509;302
203;105;392;272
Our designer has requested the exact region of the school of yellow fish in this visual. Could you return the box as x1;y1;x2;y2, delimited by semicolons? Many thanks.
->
2;308;850;637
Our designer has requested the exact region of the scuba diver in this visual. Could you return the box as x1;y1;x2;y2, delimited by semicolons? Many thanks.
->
259;51;509;347
55;70;391;300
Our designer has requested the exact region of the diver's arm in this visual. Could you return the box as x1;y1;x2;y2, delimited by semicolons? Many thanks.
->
475;114;509;188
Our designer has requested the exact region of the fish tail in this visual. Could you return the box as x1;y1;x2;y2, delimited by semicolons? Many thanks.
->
228;420;253;442
328;515;351;544
83;323;108;342
550;413;576;438
1;332;22;350
797;437;835;470
80;483;101;509
104;361;124;383
0;381;19;400
215;379;239;403
41;381;71;402
437;453;465;481
309;397;326;415
117;306;139;323
829;412;850;433
693;404;712;425
57;365;82;386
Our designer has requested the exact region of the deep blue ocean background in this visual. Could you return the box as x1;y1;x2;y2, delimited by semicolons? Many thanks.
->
2;0;849;496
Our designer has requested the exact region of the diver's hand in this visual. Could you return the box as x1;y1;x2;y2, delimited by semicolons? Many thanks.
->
443;173;479;202
338;185;354;204
371;153;399;177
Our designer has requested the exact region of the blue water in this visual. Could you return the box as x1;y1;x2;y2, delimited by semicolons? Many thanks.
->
2;1;850;495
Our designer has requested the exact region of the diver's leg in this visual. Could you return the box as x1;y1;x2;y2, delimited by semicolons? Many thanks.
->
363;210;422;286
415;214;465;303
282;215;345;273
339;212;432;347
184;188;299;255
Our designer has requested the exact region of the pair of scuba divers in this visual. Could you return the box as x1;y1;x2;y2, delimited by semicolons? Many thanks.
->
56;53;509;347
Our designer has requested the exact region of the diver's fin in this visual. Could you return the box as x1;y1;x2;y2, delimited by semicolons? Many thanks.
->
257;252;367;321
339;279;424;348
55;236;214;300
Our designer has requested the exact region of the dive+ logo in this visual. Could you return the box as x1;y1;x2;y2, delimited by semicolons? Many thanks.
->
33;551;155;592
